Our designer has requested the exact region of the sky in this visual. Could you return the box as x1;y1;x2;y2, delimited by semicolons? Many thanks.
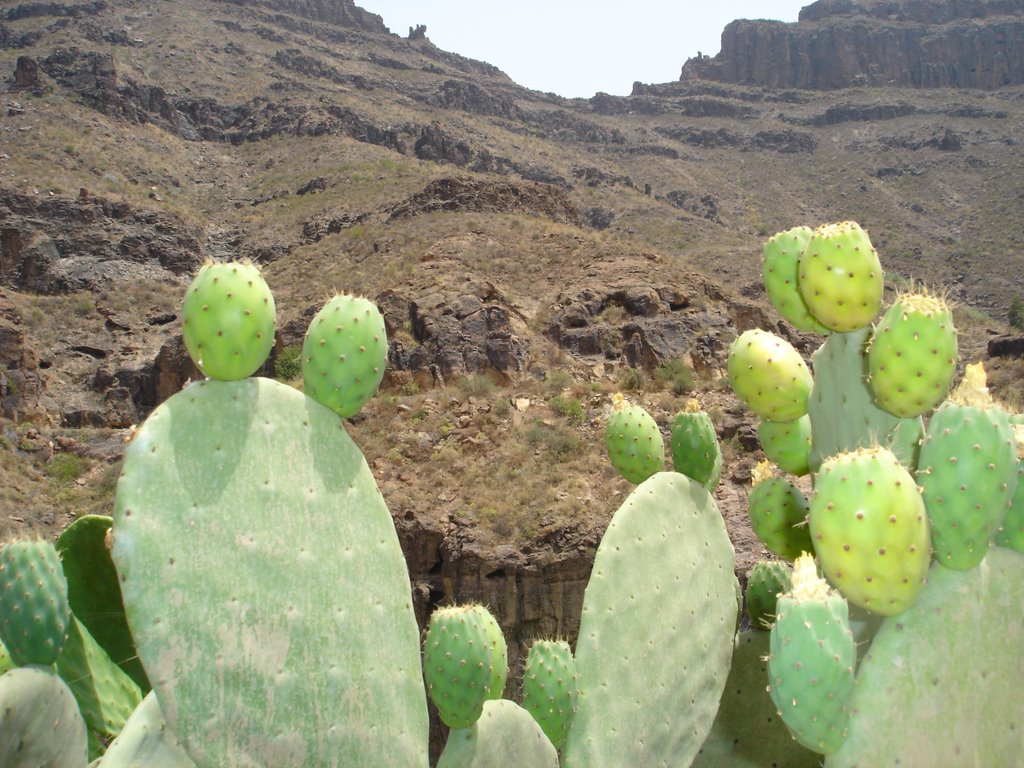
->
357;1;809;98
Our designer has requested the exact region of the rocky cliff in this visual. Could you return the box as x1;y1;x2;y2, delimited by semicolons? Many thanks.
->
680;0;1024;88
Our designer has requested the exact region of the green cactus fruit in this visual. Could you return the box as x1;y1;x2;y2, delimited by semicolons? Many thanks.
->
995;460;1024;553
809;446;931;616
302;293;388;418
807;327;924;475
917;364;1018;570
0;538;71;667
826;548;1024;768
181;260;276;381
94;691;196;768
423;604;494;730
867;290;958;418
0;665;88;768
604;393;664;484
465;604;508;700
797;221;884;333
562;472;738;768
727;328;813;422
747;462;814;562
670;399;722;489
521;639;578;750
758;414;812;476
56;514;148;691
745;560;793;630
768;554;857;755
112;377;428;768
762;225;830;334
693;631;820;768
438;699;559;768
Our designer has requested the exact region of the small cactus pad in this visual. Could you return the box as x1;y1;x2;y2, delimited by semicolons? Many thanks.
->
95;691;196;768
727;329;813;422
302;293;388;418
867;291;957;418
809;447;931;616
605;393;665;484
423;605;494;730
745;560;793;630
768;555;856;755
466;604;508;700
437;699;559;768
995;460;1024;552
762;225;829;334
758;415;812;476
0;538;71;667
670;400;723;489
521;639;578;750
798;221;883;333
826;548;1024;767
181;260;276;381
0;665;88;768
747;462;814;562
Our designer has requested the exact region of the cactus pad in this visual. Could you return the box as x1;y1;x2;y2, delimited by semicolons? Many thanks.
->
605;393;664;484
422;605;493;730
747;462;813;561
467;604;508;700
762;225;829;333
670;400;722;489
0;538;71;667
798;221;883;333
95;691;196;768
0;665;88;768
745;560;793;630
438;699;559;768
758;414;812;476
521;639;578;750
727;329;813;422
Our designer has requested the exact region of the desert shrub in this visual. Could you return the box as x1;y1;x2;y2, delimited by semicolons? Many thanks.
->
46;453;90;484
549;395;586;425
1009;296;1024;331
653;358;694;395
274;345;303;381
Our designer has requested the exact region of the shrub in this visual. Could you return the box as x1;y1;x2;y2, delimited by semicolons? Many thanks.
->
274;346;303;381
653;358;694;395
1009;296;1024;331
549;395;586;425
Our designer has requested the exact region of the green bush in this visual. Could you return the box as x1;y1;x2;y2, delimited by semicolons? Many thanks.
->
274;346;303;381
549;395;586;426
46;454;90;484
1008;296;1024;331
653;358;694;395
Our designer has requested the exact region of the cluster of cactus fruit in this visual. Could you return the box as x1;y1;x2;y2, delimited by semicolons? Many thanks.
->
2;217;1022;768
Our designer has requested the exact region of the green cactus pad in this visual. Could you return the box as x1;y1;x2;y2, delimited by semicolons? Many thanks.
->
867;292;957;418
0;538;71;667
605;393;665;484
422;605;493;730
762;225;830;334
302;293;388;418
670;401;723;490
112;377;428;768
758;414;812;476
521;639;578;750
438;699;559;768
466;604;508;700
809;447;931;616
745;560;793;630
57;514;148;691
747;463;814;562
562;472;737;768
0;639;11;676
0;665;88;768
94;691;196;768
995;460;1024;553
826;548;1024;768
727;328;813;422
181;261;276;381
798;221;883;333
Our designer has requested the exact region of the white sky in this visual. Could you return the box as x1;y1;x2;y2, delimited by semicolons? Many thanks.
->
358;1;809;98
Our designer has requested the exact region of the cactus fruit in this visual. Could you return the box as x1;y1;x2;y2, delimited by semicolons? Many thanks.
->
0;665;88;768
758;414;812;476
437;699;559;768
762;225;830;334
768;554;856;755
797;221;883;333
423;605;494;730
0;538;71;667
809;446;931;616
745;560;793;630
466;604;508;700
94;691;196;768
747;462;814;562
521;639;578;750
867;290;958;418
181;260;276;381
301;293;388;418
727;329;813;422
670;399;723;489
605;393;664;484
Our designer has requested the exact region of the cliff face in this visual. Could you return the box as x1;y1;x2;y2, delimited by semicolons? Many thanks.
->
680;0;1024;88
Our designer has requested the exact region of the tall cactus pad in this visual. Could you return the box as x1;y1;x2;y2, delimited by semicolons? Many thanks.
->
605;394;664;484
562;472;737;768
727;329;813;422
807;327;924;474
466;604;508;700
422;605;493;729
758;414;812;476
0;665;88;768
809;447;930;616
826;548;1024;767
798;221;883;333
768;556;856;754
521;639;578;750
762;225;829;333
747;463;813;562
438;700;559;768
745;560;793;630
96;691;196;768
302;294;388;418
670;400;722;489
0;538;71;667
112;378;428;768
180;261;275;381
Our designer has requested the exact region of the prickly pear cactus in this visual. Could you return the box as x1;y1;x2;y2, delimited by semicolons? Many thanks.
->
747;462;813;562
670;399;722;490
757;414;812;476
437;699;558;768
0;665;88;768
466;604;508;700
605;393;664;484
798;221;883;333
727;329;813;423
745;560;793;630
0;538;71;667
762;225;829;334
422;605;493;730
995;460;1024;553
94;691;196;768
521;639;578;751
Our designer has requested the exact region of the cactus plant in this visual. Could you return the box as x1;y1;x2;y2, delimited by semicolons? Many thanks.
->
93;691;196;768
727;329;813;423
747;461;813;562
798;221;883;333
467;604;508;700
762;225;829;334
757;414;812;476
423;604;494;730
437;699;558;768
521;639;578;750
0;538;71;667
670;398;722;489
604;393;664;484
745;559;793;630
0;665;88;768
